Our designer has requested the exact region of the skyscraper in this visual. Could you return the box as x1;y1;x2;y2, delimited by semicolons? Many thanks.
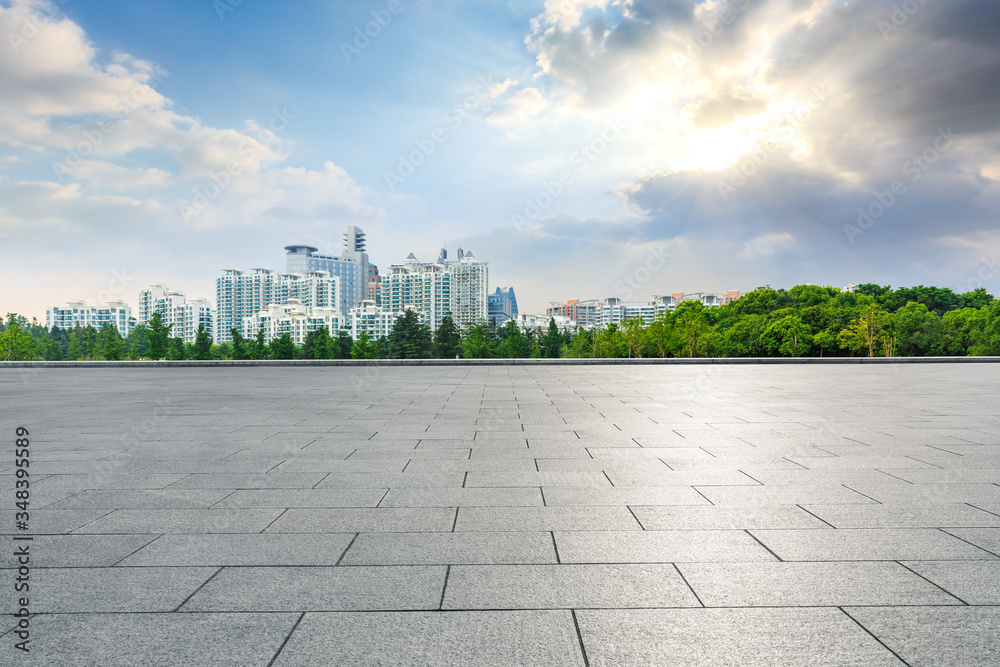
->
214;268;339;343
383;248;488;331
285;225;370;316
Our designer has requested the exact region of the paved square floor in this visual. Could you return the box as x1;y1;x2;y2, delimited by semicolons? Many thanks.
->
3;364;999;665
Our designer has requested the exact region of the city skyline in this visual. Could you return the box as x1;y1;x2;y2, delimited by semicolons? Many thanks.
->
2;1;998;322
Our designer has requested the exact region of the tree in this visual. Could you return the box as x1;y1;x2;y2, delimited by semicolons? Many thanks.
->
192;324;213;360
893;301;941;356
336;331;354;359
837;306;892;357
813;330;837;357
0;315;36;361
388;310;432;359
301;328;334;359
167;337;185;360
99;322;125;361
432;315;462;358
268;333;297;359
249;329;266;360
230;329;249;360
672;301;713;357
960;288;994;310
351;332;379;359
496;320;530;358
146;312;173;360
940;308;985;356
462;322;493;359
762;315;813;357
621;317;646;358
542;318;563;358
126;324;149;360
68;324;99;360
722;314;768;357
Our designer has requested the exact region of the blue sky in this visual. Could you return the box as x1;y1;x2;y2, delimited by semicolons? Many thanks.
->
1;0;999;321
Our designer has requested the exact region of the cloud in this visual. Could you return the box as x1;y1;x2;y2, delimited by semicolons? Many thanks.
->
487;88;552;129
73;160;174;189
738;232;798;259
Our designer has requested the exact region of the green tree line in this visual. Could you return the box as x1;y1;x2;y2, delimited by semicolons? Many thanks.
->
2;284;998;361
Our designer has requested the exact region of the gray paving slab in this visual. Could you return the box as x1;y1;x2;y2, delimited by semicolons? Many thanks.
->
181;565;446;611
443;563;700;609
750;528;999;560
541;485;711;506
14;612;300;666
0;533;158;567
802;503;1000;528
901;560;1000;604
378;487;544;507
41;488;234;510
4;364;1000;665
210;487;387;508
575;608;904;666
942;527;1000;555
340;531;558;565
454;506;642;531
265;508;456;532
1;566;218;612
631;505;831;530
677;561;962;606
555;529;777;563
0;509;111;534
271;610;585;666
313;472;465;488
845;607;1000;667
71;508;283;533
119;533;357;566
163;473;327;489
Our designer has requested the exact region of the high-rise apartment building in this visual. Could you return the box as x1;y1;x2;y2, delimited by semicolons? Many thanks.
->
382;248;488;331
547;299;600;329
382;259;453;331
242;299;343;346
488;287;518;327
215;268;339;343
285;225;369;316
349;300;403;340
46;300;135;337
138;285;214;344
367;264;381;305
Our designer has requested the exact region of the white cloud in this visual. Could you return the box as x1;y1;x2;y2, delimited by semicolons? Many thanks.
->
73;160;174;189
487;88;551;129
738;232;798;259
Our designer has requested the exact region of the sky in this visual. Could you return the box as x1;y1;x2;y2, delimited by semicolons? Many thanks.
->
1;0;998;322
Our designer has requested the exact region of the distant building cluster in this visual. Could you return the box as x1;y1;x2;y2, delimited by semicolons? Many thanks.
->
43;224;752;345
546;291;742;329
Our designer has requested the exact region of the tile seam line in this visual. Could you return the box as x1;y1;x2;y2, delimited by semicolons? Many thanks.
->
839;607;913;667
895;560;970;605
266;611;306;667
171;566;224;613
